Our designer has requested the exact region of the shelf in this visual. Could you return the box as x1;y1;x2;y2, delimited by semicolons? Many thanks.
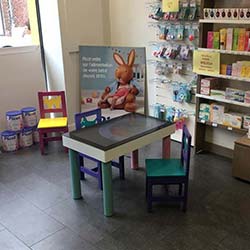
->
196;94;250;107
199;19;250;24
197;120;248;134
197;72;250;83
197;48;250;56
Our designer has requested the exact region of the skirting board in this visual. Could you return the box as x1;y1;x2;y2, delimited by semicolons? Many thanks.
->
196;141;233;159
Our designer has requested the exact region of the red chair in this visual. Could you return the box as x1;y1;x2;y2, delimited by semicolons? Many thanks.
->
37;91;68;155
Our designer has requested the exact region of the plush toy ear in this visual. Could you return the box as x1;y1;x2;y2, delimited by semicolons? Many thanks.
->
127;49;135;67
113;53;126;66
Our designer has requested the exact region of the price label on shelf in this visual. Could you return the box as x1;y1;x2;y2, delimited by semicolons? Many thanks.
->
200;120;206;124
227;127;233;131
212;123;218;127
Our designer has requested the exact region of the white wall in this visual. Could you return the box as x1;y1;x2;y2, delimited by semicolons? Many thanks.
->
38;0;65;91
0;46;45;131
56;0;110;129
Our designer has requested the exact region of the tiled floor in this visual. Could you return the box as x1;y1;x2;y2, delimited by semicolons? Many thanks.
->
0;141;250;250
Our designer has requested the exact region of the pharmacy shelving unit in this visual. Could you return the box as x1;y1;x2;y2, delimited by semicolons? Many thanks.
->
195;0;250;158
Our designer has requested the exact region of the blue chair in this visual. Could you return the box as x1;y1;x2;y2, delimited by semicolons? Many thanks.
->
75;108;125;190
145;124;192;212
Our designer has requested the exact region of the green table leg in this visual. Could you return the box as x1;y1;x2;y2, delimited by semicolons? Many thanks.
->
101;162;113;216
69;149;82;199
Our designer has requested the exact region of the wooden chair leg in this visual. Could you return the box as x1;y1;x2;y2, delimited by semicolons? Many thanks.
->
39;132;45;155
79;157;85;180
147;179;153;213
178;184;183;196
119;156;125;180
182;182;189;212
97;162;103;190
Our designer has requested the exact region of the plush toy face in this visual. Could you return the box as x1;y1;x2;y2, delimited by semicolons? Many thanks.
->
115;65;133;85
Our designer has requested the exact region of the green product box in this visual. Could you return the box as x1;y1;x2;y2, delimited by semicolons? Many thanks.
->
213;32;220;49
233;28;239;51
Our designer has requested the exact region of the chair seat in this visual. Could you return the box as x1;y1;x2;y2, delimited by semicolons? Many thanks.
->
146;159;185;177
38;117;68;129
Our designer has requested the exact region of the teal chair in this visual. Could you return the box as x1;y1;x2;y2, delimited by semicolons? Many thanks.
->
145;125;192;212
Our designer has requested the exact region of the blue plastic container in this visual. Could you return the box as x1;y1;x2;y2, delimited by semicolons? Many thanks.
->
21;107;37;127
6;110;23;132
1;130;18;152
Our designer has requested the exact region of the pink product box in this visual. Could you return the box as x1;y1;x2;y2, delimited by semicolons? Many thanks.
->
201;78;217;88
200;87;210;95
245;97;250;103
207;32;214;49
245;91;250;98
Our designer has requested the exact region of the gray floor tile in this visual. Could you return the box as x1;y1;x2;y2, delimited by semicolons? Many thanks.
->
0;230;30;250
0;198;64;246
0;141;250;250
5;173;70;210
31;228;96;250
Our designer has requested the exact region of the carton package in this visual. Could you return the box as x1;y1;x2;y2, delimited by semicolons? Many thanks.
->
199;111;210;122
222;113;242;129
210;103;225;124
245;31;250;51
233;28;239;51
200;78;218;96
226;28;233;51
243;115;250;129
213;32;220;49
225;88;245;102
210;90;225;98
207;32;214;48
200;103;210;113
238;28;246;51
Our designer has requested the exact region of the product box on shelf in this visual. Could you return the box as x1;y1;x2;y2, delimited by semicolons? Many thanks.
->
245;31;250;51
220;29;227;50
199;103;210;122
225;88;245;102
238;29;246;51
221;64;227;75
213;32;220;49
210;103;225;124
210;89;225;98
223;113;242;129
233;28;240;51
200;78;218;96
226;28;233;51
245;91;250;104
207;32;214;49
243;115;250;129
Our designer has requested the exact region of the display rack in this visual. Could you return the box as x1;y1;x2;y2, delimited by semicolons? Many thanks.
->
195;0;250;158
147;0;201;145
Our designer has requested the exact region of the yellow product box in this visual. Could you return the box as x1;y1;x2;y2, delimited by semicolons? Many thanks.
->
238;28;246;51
220;64;227;75
223;113;242;128
240;61;250;77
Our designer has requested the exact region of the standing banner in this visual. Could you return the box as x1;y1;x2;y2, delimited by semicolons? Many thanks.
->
79;46;146;118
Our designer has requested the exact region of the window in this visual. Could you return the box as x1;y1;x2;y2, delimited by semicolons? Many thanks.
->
0;0;39;47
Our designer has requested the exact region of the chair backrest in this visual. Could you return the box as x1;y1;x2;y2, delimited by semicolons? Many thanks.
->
75;108;103;129
38;91;67;118
180;124;192;177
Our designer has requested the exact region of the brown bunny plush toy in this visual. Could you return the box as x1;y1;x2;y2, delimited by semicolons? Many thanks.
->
98;49;139;112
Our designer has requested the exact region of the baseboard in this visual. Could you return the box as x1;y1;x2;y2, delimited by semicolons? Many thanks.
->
203;142;233;159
